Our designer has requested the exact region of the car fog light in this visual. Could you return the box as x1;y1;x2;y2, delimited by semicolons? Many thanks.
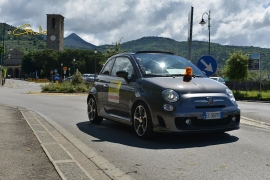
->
163;104;174;111
185;119;191;125
232;116;236;122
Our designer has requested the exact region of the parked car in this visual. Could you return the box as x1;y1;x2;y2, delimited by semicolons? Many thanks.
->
209;77;226;85
87;51;240;139
82;74;91;81
85;74;97;83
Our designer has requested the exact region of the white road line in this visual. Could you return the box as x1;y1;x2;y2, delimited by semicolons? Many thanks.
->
241;116;270;129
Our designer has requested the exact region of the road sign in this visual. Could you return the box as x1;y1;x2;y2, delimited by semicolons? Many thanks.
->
248;53;260;70
54;69;58;73
197;55;217;76
63;66;67;71
54;74;60;81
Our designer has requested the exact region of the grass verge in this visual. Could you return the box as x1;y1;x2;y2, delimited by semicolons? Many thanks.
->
233;90;270;101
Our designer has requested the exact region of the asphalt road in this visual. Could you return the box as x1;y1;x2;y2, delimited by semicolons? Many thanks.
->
1;79;270;180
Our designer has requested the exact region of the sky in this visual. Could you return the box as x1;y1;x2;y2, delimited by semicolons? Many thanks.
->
1;0;270;48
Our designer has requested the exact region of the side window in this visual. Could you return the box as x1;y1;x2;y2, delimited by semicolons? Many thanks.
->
100;58;115;75
111;57;134;78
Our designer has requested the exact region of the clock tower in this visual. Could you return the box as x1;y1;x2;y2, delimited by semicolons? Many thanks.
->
46;14;64;51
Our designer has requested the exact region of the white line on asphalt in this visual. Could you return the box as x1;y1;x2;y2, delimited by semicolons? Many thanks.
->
241;116;270;129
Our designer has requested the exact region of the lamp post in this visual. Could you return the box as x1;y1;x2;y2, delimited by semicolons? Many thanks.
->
73;58;76;74
94;49;97;82
199;10;211;55
7;29;12;51
1;23;9;85
61;63;63;81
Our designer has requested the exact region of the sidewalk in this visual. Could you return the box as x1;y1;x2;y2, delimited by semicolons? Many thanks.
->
0;104;61;180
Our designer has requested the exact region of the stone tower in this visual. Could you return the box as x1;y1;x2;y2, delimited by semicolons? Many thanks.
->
46;14;65;51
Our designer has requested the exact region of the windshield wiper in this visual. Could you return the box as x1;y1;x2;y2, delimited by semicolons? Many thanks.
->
171;74;204;78
143;73;172;77
171;74;185;77
192;75;204;77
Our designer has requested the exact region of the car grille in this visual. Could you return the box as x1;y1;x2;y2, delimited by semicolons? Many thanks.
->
175;115;240;129
195;105;225;109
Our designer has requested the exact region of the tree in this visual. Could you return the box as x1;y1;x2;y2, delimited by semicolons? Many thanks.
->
224;51;248;91
21;51;35;75
104;38;125;61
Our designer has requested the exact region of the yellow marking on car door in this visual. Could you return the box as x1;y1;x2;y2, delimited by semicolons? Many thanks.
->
108;80;122;103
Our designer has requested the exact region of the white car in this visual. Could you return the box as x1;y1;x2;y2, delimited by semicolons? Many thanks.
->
82;74;92;81
209;77;226;85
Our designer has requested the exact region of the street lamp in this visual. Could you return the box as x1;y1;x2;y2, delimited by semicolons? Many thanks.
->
199;10;211;55
73;58;76;74
7;29;11;52
61;63;63;81
94;49;97;82
1;23;9;85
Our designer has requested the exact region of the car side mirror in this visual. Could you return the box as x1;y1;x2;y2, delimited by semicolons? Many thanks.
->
116;70;130;83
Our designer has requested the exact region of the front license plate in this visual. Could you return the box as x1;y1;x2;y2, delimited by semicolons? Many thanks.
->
203;112;222;120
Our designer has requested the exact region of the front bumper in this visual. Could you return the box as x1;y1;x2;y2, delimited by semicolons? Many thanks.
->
147;93;240;133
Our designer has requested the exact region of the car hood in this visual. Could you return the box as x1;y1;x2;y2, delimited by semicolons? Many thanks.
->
141;77;227;93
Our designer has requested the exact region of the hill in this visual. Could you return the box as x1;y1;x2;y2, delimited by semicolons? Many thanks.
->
1;22;270;71
116;37;270;71
64;33;96;49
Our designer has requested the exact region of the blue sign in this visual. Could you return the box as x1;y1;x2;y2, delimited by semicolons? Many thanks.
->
54;69;58;73
54;74;60;81
268;75;270;80
197;55;217;77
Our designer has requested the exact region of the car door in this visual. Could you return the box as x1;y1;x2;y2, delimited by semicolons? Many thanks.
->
95;58;115;117
106;56;136;121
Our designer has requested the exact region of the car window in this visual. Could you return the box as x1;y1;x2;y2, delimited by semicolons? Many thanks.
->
100;58;115;75
111;57;134;78
134;53;206;77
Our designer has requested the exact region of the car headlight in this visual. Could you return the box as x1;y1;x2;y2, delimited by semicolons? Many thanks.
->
226;88;235;102
162;89;179;102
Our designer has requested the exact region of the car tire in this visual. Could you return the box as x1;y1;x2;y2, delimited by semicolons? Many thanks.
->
87;96;103;123
133;102;153;139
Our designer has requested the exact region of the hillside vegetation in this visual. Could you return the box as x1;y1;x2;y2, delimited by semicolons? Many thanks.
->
1;22;270;73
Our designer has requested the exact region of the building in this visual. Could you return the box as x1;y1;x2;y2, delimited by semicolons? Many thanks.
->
46;14;65;51
3;49;24;78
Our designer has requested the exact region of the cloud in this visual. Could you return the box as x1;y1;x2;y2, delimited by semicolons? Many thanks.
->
0;0;270;48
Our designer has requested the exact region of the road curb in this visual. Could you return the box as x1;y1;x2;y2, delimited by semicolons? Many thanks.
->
27;91;88;96
19;107;134;180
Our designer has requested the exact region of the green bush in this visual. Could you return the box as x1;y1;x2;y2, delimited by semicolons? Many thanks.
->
72;71;84;85
41;81;90;93
256;93;262;99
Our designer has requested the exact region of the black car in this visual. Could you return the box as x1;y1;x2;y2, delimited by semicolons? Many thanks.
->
87;51;240;139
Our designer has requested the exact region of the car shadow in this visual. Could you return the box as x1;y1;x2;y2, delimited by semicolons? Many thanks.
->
76;119;239;150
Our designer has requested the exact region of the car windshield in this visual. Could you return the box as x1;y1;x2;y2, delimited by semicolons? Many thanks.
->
134;53;206;77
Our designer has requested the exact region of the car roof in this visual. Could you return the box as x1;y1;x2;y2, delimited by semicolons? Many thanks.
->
109;51;176;59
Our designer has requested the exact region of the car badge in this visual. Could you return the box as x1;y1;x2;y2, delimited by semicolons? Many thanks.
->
206;97;214;105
